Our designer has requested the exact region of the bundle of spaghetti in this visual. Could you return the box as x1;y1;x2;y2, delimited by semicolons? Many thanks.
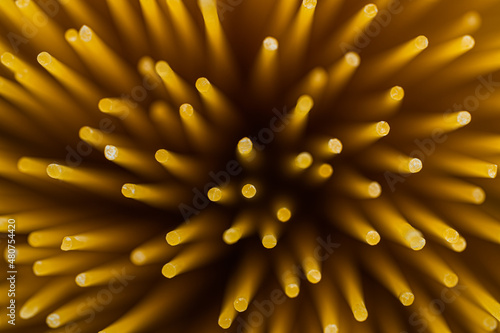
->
0;0;500;332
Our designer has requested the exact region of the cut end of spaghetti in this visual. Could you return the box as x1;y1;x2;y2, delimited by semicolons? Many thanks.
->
472;187;486;204
399;292;415;306
345;52;360;67
166;231;181;246
353;303;368;322
444;228;460;243
302;0;317;9
452;237;467;252
376;121;390;136
162;263;177;278
241;184;257;199
238;137;253;155
443;273;459;288
457;111;471;126
195;77;212;93
17;158;34;174
131;250;146;265
366;231;381;245
65;29;78;42
121;184;137;198
223;228;241;244
363;4;378;18
75;273;88;287
488;164;497;178
61;236;80;251
32;260;43;276
465;11;481;27
262;235;277;249
328;139;343;154
368;182;382;198
390;86;404;101
0;52;15;68
324;324;339;333
306;270;322;284
155;61;174;78
79;25;93;42
415;35;429;50
483;317;498;331
46;164;64;179
104;145;119;160
318;164;334;178
409;236;426;251
277;207;292;222
155;149;170;163
285;283;300;298
98;99;113;114
79;127;99;142
208;187;222;202
295;152;313;169
296;95;314;115
46;313;61;328
19;305;37;320
263;37;279;51
461;35;475;49
218;316;232;329
234;297;249;312
180;104;194;118
37;52;52;67
408;158;423;173
15;0;30;9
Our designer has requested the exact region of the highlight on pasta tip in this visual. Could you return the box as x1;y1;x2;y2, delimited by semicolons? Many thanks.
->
1;0;500;332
